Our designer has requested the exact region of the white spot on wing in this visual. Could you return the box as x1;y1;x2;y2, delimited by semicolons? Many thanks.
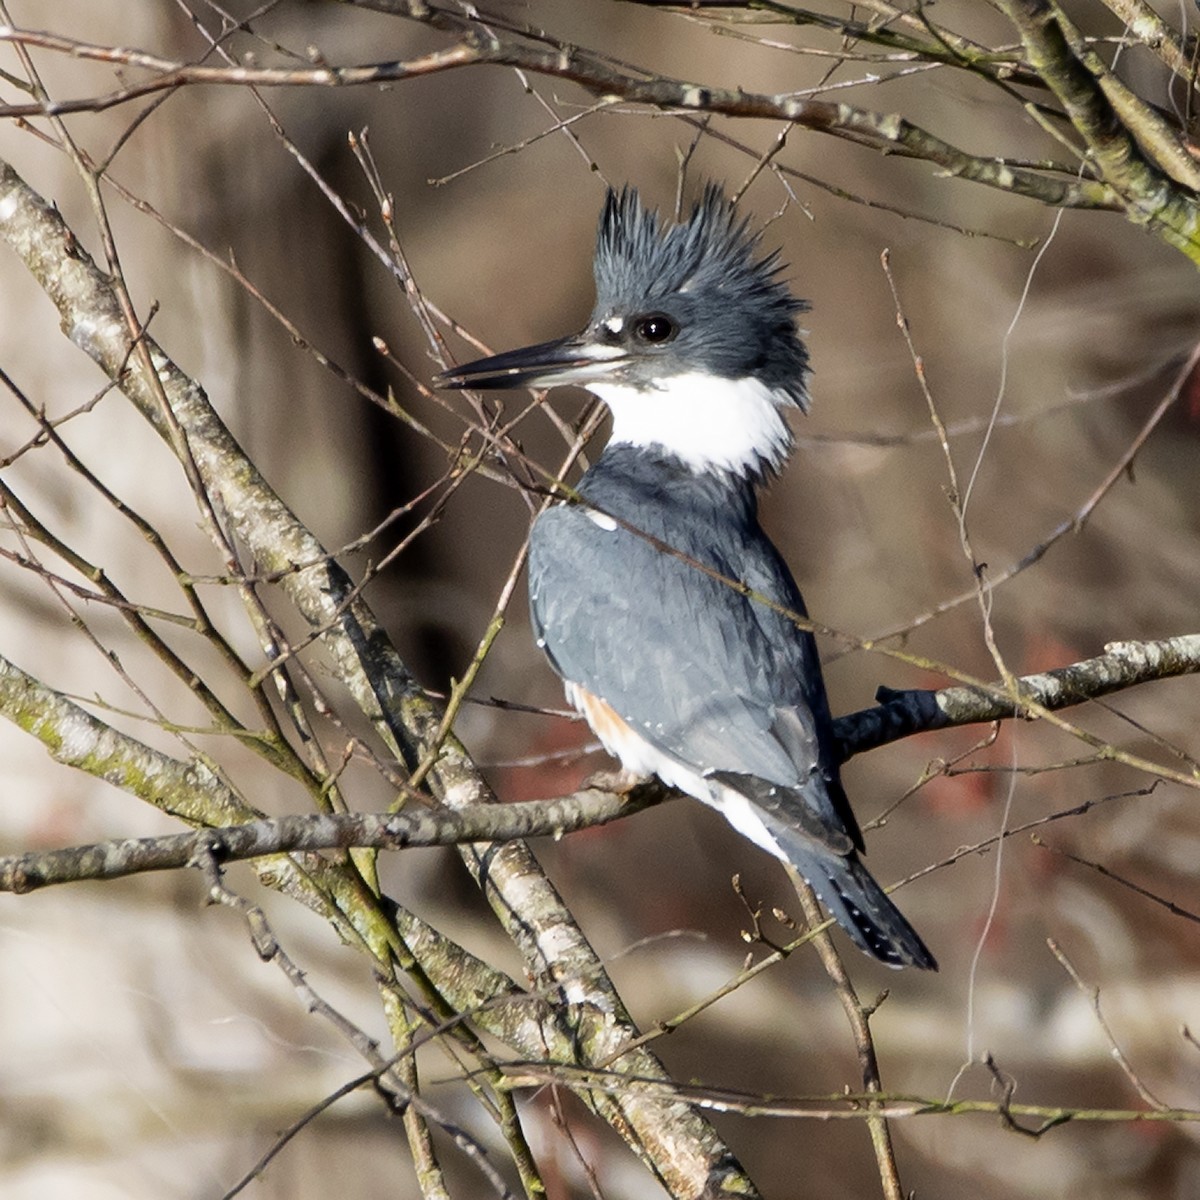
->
586;509;618;532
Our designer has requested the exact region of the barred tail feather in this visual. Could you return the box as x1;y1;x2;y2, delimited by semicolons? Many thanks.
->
707;782;936;969
778;835;937;971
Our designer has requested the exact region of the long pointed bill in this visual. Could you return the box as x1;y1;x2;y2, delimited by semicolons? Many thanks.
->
434;334;626;391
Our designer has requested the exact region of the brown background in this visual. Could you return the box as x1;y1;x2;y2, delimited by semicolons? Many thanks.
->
1;3;1199;1197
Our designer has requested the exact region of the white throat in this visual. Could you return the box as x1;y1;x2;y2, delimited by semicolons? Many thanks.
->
589;372;794;477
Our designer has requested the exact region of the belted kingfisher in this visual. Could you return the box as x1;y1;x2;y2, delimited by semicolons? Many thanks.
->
436;186;935;970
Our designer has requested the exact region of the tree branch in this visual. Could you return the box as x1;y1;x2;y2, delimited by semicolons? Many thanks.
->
0;20;1118;212
834;633;1200;760
0;152;760;1200
4;635;1196;893
791;876;905;1199
997;0;1200;259
0;786;661;893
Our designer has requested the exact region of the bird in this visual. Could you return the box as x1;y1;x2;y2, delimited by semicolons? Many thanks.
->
435;185;935;970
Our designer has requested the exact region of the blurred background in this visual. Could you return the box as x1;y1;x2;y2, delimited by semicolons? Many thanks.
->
2;2;1199;1197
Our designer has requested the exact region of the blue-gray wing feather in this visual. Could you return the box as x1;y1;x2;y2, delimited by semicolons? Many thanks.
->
528;447;858;850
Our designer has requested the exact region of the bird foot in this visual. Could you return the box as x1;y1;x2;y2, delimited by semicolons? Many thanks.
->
584;766;648;795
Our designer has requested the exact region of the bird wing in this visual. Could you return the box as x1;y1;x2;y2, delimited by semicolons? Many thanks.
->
528;480;861;853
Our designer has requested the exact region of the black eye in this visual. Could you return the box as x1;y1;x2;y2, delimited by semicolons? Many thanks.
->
633;313;677;344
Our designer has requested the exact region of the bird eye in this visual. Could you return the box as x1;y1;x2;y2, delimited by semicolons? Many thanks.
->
633;313;677;345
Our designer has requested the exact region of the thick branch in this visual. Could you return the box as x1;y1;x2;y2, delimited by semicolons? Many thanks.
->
997;0;1200;260
6;636;1196;893
835;633;1200;760
0;787;662;893
0;656;572;1072
0;155;757;1200
1047;2;1200;190
0;21;1116;212
0;651;252;827
1099;0;1195;84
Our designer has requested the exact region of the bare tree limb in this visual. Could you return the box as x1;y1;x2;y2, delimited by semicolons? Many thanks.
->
996;0;1200;257
1097;0;1195;84
0;785;660;893
0;152;761;1200
497;1063;1200;1127
1046;1;1200;190
791;877;905;1199
835;633;1200;760
0;19;1119;213
3;635;1196;893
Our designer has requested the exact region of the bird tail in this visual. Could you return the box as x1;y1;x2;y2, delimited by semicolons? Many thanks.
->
774;831;937;970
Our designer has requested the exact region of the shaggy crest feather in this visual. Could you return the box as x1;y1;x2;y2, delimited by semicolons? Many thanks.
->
592;186;811;410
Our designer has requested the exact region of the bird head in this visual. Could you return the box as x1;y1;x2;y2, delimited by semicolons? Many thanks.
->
436;185;811;479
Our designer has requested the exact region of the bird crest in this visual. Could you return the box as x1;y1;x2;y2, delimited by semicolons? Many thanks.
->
593;185;811;411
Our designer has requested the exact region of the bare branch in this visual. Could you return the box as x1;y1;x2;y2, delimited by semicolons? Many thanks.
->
997;0;1200;257
790;876;906;1199
835;634;1200;760
492;1063;1200;1127
0;786;661;893
0;20;1118;211
0;150;761;1200
5;634;1196;894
